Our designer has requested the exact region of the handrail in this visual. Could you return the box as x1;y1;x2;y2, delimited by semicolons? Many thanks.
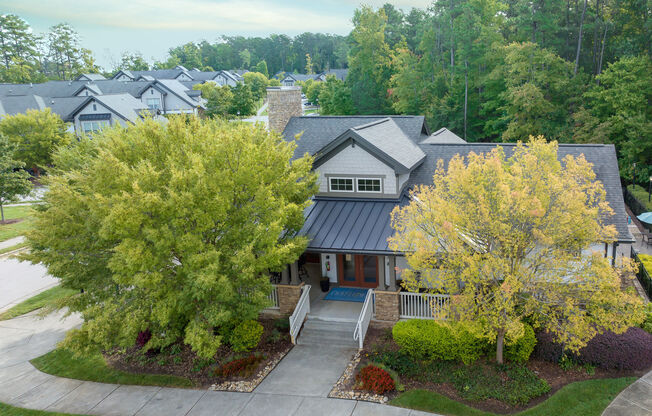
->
353;289;374;349
399;291;450;320
289;284;311;344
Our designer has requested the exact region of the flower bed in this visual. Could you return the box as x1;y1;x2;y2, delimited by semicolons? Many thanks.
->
105;317;292;391
333;323;649;414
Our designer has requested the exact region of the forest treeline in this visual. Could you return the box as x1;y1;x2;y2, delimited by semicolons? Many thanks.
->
0;1;650;182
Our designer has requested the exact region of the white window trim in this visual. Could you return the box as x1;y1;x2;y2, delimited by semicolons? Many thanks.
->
81;120;109;134
329;177;354;192
356;177;382;193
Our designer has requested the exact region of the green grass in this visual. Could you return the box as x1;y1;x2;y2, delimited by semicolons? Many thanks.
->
31;348;194;388
0;402;85;416
0;241;29;255
390;377;636;416
0;205;35;242
0;286;76;321
303;109;319;115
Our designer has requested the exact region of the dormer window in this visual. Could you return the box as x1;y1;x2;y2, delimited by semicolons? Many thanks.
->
329;177;353;192
357;178;381;192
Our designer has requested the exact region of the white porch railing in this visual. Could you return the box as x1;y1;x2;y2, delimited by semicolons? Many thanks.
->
353;289;374;349
266;284;279;310
289;284;311;344
399;292;449;320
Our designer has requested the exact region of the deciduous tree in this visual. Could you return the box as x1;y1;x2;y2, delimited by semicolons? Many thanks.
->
389;138;643;364
23;117;317;358
0;135;32;222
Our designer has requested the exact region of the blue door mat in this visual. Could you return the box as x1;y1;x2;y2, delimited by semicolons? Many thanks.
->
323;287;368;302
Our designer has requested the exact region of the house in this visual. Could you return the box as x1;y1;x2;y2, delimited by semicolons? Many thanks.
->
0;79;204;115
315;69;348;82
111;67;247;87
279;69;348;86
265;88;634;345
281;73;318;86
0;93;151;135
75;73;107;82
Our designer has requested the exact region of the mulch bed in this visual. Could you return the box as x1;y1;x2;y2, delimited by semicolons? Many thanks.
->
0;218;22;225
341;323;647;415
105;317;292;389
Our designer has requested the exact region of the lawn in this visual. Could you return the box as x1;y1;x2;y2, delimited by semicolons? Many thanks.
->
30;348;194;388
0;205;35;242
0;286;77;321
390;377;636;416
0;402;85;416
0;241;29;255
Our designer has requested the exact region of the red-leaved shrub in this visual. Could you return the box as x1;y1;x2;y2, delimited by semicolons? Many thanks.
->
135;330;152;349
356;365;395;395
214;354;264;378
533;327;652;371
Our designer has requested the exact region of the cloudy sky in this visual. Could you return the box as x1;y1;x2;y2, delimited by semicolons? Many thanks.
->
2;0;431;69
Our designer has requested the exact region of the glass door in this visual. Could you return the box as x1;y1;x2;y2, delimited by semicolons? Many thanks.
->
338;254;378;287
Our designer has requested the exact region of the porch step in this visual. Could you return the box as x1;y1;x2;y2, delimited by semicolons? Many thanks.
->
297;318;359;348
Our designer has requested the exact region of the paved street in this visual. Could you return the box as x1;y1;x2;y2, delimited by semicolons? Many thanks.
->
0;256;58;313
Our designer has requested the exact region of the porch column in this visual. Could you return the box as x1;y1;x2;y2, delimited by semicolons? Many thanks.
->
280;265;290;285
377;256;387;290
289;261;300;285
387;255;397;291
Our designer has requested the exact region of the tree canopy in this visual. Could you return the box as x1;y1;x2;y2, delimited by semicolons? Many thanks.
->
0;135;32;222
389;138;644;364
23;117;317;358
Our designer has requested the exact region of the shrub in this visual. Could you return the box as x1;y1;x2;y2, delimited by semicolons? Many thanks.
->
452;364;550;406
534;327;652;371
575;327;652;371
641;303;652;334
230;320;264;352
267;329;281;344
135;330;151;349
213;353;265;378
356;364;396;394
274;317;290;332
374;350;420;377
392;319;484;364
504;324;537;363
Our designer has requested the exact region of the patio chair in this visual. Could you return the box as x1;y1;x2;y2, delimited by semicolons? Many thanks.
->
643;229;652;246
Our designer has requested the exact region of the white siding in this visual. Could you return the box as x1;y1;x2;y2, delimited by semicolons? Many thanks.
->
117;74;131;81
317;144;397;195
141;87;164;111
176;73;192;81
73;100;123;134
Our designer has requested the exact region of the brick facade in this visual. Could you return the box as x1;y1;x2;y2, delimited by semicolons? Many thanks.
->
374;289;400;322
277;282;305;315
267;86;302;133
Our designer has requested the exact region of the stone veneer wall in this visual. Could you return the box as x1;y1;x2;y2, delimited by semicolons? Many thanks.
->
267;86;302;133
277;282;305;315
374;290;400;321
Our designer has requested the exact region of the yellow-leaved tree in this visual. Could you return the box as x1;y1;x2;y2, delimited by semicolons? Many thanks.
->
389;138;643;364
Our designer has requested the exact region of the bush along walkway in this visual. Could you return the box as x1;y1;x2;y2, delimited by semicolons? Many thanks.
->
0;311;425;416
602;371;652;416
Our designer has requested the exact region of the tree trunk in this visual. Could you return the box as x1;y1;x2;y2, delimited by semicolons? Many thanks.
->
0;203;4;223
597;23;608;80
574;0;588;76
496;328;506;364
464;60;468;141
33;165;40;178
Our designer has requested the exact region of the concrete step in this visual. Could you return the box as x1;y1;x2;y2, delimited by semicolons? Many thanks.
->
297;318;359;348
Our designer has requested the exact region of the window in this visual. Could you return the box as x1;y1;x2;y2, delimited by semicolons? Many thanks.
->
92;104;97;111
150;89;154;95
81;120;109;134
329;177;353;192
146;98;161;110
357;178;381;192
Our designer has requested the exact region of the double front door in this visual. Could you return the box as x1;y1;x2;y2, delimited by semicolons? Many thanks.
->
337;254;378;288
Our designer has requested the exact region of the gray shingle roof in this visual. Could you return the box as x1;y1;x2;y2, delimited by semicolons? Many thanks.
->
0;95;46;116
320;69;348;81
299;196;409;254
421;127;466;144
283;115;429;159
409;143;633;243
76;73;106;81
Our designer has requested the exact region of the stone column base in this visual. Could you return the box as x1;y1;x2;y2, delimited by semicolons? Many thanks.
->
277;282;305;316
374;289;400;322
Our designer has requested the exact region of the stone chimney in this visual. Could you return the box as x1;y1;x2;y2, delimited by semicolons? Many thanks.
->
267;86;302;133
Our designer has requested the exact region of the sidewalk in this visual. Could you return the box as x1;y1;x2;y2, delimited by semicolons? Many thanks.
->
602;370;652;416
0;311;431;416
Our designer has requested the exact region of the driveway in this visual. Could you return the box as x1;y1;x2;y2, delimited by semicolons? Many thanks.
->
0;256;58;313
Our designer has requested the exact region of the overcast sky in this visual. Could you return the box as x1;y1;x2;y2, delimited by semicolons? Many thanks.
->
2;0;431;69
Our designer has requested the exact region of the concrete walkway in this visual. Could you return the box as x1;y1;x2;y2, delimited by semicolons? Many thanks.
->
0;311;432;416
0;236;25;252
602;370;652;416
0;255;58;313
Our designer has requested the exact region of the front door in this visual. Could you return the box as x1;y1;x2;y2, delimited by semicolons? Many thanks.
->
337;254;378;288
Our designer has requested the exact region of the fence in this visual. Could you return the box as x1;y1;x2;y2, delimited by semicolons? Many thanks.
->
631;246;652;299
267;284;279;310
399;292;450;320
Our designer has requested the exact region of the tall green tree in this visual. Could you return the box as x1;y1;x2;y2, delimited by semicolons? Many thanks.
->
23;117;317;358
0;14;39;70
193;82;235;119
254;60;269;78
46;23;90;80
347;6;394;114
0;135;32;222
230;82;255;116
243;71;268;101
0;109;72;176
116;52;150;71
318;75;355;115
390;138;644;364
